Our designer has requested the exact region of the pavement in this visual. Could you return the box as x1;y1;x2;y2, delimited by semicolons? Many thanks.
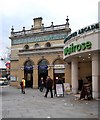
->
0;86;99;118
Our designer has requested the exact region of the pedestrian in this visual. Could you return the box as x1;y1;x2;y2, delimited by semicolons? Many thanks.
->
39;77;44;92
54;77;58;97
20;78;26;94
44;76;53;98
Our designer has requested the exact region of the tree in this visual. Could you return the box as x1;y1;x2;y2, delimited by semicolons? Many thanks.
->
0;46;11;62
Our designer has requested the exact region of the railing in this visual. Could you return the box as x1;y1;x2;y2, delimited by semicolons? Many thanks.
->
10;24;69;37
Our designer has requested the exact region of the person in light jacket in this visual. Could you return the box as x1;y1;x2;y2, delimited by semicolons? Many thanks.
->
20;78;26;94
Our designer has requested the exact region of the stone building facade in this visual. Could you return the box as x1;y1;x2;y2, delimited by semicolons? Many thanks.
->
9;17;71;88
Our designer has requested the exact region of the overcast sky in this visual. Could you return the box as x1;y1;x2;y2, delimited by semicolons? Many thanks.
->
0;0;99;58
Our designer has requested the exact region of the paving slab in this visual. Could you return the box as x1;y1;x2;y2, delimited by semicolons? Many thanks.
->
1;86;99;118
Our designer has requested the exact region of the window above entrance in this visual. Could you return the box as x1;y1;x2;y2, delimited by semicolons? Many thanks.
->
34;43;40;48
38;59;49;66
24;44;29;49
24;60;33;66
45;42;51;48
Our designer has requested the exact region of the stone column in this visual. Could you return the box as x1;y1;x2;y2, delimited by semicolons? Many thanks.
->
48;66;53;79
92;52;100;99
71;58;78;93
33;67;38;88
65;63;71;84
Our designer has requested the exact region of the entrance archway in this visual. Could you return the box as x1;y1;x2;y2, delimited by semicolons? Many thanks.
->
53;58;65;85
38;59;49;88
24;60;33;88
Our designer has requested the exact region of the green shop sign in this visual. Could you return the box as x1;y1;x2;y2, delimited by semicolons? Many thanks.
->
64;23;99;43
64;41;92;56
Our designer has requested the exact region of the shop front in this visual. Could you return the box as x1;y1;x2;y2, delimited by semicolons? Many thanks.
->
53;64;65;83
63;22;100;99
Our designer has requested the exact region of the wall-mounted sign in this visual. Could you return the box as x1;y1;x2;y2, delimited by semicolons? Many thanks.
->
54;64;65;69
12;33;67;45
24;66;33;70
64;23;99;43
10;76;17;82
64;41;92;56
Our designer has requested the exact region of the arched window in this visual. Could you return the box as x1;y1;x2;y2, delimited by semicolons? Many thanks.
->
24;44;29;49
53;58;65;65
24;60;34;88
38;59;49;66
38;59;49;88
34;43;40;48
24;60;33;71
24;60;33;66
45;42;51;47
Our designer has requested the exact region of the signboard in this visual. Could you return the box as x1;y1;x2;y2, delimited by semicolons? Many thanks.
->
56;84;64;96
54;64;65;69
54;69;64;73
64;23;99;43
64;41;92;56
10;76;17;82
12;33;67;45
64;83;71;92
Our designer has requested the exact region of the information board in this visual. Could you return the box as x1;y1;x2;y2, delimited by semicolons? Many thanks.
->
10;76;17;82
56;84;64;96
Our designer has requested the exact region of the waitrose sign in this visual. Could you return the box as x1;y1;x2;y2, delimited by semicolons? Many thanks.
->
64;41;92;56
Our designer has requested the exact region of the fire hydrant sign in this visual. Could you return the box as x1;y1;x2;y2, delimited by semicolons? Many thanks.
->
56;84;63;95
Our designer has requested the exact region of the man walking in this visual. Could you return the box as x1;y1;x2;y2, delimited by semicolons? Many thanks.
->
44;76;53;98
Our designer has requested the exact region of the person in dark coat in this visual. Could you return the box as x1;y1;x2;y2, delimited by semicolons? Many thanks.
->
57;77;63;84
44;76;53;98
39;77;44;92
54;77;58;96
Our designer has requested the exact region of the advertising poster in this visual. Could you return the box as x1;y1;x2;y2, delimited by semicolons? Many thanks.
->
64;83;71;92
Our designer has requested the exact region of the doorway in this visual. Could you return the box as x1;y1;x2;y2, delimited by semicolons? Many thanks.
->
38;59;49;88
53;58;65;85
24;60;33;88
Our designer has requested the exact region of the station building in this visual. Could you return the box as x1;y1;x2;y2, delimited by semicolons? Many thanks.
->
9;17;71;88
63;22;100;99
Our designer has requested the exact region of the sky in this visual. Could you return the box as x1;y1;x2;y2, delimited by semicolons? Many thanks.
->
0;0;99;58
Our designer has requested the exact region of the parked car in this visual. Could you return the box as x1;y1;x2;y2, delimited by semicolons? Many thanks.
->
0;77;9;86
